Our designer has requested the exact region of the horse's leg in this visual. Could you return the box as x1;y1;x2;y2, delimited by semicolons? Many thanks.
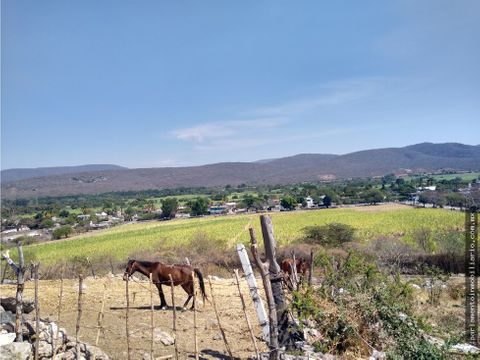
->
156;283;168;309
181;282;193;310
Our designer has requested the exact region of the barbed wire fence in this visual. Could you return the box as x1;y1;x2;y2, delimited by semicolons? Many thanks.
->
1;216;306;360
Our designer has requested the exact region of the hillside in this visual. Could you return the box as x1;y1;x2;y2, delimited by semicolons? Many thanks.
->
1;143;479;199
0;164;127;183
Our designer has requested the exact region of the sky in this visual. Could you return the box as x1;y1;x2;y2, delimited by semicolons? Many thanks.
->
2;0;479;169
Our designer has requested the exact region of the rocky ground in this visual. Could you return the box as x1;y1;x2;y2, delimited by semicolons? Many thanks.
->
1;275;272;359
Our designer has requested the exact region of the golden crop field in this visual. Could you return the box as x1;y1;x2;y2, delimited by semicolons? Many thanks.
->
22;204;463;265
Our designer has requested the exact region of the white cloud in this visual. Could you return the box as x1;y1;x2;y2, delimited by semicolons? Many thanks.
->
247;78;380;117
171;77;392;152
173;117;288;143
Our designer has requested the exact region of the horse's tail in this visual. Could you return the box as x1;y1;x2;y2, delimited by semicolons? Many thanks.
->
194;268;208;303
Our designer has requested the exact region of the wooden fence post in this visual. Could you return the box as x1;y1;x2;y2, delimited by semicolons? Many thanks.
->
208;276;233;358
192;271;199;360
249;227;279;360
234;269;260;359
236;243;269;343
291;251;299;290
125;276;131;360
149;273;155;360
15;243;25;342
76;275;84;360
95;283;107;346
33;263;40;360
308;250;314;286
54;264;64;356
168;274;179;360
0;259;8;284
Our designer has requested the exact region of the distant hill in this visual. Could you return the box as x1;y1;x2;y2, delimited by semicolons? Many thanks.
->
2;143;479;199
1;164;127;183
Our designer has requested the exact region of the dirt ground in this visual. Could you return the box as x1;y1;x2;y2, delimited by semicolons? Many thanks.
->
0;274;269;359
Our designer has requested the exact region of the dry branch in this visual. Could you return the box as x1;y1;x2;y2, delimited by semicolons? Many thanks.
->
192;271;199;360
234;269;260;359
33;263;40;360
208;276;233;358
249;227;278;359
125;276;131;360
149;273;155;360
76;275;84;360
169;274;179;360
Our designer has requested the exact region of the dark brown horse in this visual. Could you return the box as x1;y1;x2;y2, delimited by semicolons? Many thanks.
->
281;257;309;278
123;260;207;310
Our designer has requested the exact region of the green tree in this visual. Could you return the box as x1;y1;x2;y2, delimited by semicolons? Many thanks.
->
161;197;179;219
280;196;296;210
59;209;70;218
363;189;384;204
189;197;209;216
323;195;332;208
124;207;135;221
53;225;73;239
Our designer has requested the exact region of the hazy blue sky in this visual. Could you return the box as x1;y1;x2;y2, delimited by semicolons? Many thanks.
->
2;0;479;169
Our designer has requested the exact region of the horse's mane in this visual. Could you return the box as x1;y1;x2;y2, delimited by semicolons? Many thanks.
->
130;259;191;268
130;259;159;267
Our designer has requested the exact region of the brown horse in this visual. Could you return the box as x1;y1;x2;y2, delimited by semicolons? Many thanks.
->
281;257;309;277
123;260;207;310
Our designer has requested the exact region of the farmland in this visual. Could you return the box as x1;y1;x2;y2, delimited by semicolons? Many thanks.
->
21;204;464;266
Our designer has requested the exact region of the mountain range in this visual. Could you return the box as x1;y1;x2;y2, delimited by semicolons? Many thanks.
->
1;143;479;199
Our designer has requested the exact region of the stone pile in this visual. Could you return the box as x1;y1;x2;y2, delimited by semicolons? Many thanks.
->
0;297;110;360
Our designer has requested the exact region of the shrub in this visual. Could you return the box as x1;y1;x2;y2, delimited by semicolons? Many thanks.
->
52;225;73;239
304;223;355;246
291;250;447;358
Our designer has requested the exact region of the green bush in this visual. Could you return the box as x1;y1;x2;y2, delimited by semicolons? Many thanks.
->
304;222;355;246
291;250;447;358
52;225;73;239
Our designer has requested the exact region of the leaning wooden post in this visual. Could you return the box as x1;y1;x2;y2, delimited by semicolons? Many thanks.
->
291;251;299;290
234;269;260;359
54;264;65;356
95;283;107;346
308;250;314;286
192;271;199;360
208;276;233;358
76;275;84;360
15;243;25;342
236;243;269;343
260;215;289;347
149;273;155;360
33;263;40;360
0;259;8;284
125;276;131;360
168;274;179;360
249;227;279;359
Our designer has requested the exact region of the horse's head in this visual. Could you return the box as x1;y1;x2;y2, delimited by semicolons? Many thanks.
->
123;259;136;281
297;258;309;276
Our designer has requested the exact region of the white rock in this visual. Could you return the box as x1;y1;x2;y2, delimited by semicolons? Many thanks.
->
153;328;174;346
450;343;480;354
0;341;32;360
0;332;16;346
369;349;386;359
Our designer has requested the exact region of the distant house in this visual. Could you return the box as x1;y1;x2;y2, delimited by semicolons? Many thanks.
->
224;202;237;214
77;214;90;221
209;206;228;215
265;199;281;211
418;186;436;191
95;212;108;220
305;196;314;208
